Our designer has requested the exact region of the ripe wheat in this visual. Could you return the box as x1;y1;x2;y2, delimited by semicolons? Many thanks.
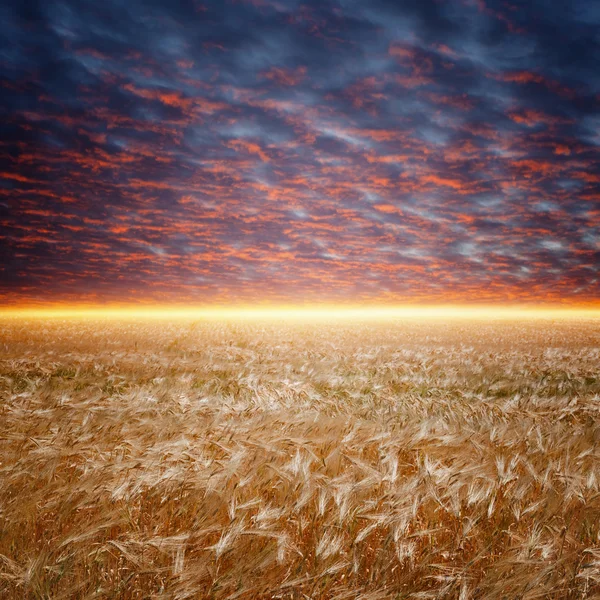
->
1;318;599;598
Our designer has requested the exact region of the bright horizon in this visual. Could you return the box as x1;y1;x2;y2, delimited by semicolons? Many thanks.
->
3;303;600;321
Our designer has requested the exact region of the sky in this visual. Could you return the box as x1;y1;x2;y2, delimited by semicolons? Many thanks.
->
1;0;599;306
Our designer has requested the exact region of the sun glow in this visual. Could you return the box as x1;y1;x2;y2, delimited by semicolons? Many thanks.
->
2;305;600;321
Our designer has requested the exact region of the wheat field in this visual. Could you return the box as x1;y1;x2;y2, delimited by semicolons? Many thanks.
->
1;317;600;599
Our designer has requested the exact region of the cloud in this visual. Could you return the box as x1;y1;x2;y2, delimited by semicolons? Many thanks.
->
0;0;599;304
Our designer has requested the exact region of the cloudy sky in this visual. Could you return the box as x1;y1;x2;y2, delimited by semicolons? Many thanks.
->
1;0;599;305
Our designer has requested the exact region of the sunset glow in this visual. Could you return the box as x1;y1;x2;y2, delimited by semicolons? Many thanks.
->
3;304;600;321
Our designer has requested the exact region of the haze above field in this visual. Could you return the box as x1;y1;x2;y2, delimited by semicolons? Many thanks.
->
3;305;600;322
1;0;599;304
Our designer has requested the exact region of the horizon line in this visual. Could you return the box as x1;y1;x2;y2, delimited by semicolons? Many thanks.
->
2;303;600;321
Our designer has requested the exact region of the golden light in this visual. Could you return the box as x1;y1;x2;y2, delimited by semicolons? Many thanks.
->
1;304;600;321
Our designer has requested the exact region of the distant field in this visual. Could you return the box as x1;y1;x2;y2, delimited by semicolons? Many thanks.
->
1;318;600;599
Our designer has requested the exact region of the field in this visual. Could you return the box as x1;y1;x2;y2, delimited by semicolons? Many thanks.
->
1;317;600;599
